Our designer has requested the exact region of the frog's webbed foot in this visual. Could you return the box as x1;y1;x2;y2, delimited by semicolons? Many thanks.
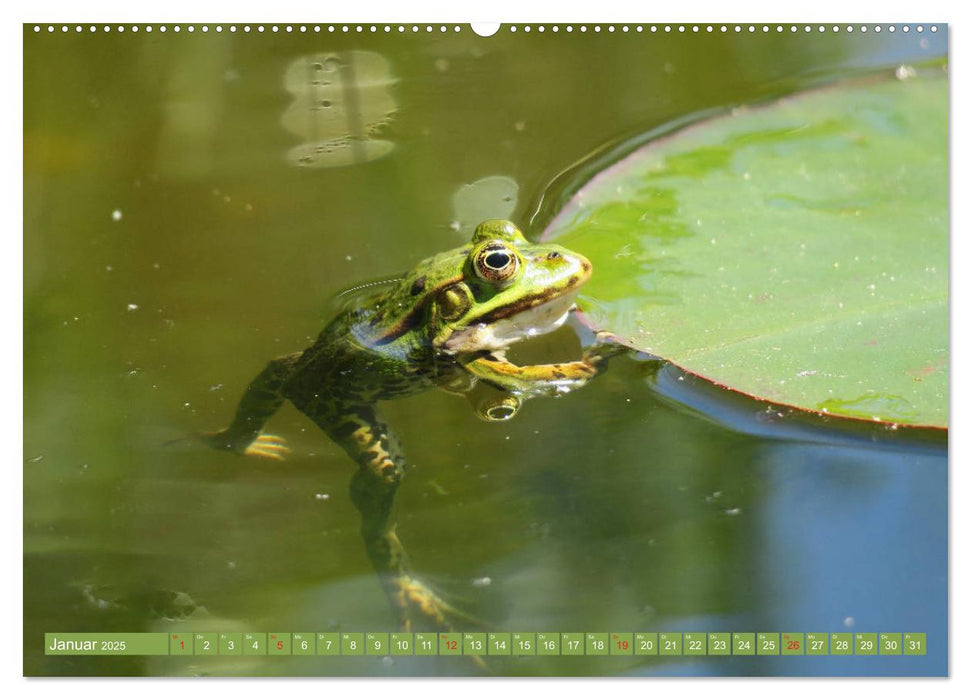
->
391;576;481;631
392;580;491;672
200;430;291;461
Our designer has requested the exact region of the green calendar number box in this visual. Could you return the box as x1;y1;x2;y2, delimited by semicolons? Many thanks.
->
219;633;242;655
806;633;828;656
855;633;878;656
880;633;902;655
390;633;413;655
537;633;560;656
292;633;315;656
243;633;266;655
316;633;339;655
708;633;730;656
757;633;779;655
463;632;486;656
561;633;584;656
782;632;804;656
512;633;535;655
341;633;364;656
684;632;706;656
635;633;658;655
268;633;290;655
904;633;926;656
170;633;192;656
586;633;609;656
659;632;682;656
489;633;511;655
439;633;461;656
831;633;853;655
366;633;388;656
414;632;437;656
194;633;217;656
610;633;633;655
733;633;755;655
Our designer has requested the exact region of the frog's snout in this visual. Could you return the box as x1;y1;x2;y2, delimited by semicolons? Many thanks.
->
564;251;593;288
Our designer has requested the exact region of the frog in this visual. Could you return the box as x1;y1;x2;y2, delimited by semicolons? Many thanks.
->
205;219;620;631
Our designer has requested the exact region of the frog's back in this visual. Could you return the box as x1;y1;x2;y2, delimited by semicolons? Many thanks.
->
283;303;441;410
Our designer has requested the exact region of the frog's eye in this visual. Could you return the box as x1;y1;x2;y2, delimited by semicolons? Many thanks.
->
436;283;473;322
473;243;520;285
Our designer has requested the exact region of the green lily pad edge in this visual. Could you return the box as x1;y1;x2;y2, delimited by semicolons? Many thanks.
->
543;69;948;429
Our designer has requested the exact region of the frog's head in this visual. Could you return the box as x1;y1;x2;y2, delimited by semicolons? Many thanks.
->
433;219;591;354
365;220;591;355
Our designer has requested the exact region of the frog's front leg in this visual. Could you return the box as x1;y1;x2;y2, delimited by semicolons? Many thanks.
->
459;331;627;398
204;352;302;459
459;354;599;396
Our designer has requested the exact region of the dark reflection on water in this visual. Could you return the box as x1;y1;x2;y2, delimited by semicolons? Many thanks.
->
24;26;946;676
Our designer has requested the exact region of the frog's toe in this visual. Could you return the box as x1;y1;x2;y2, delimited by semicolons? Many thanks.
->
243;434;291;461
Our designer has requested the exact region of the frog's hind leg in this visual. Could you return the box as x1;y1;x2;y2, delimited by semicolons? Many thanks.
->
204;352;302;457
349;465;481;634
305;401;473;632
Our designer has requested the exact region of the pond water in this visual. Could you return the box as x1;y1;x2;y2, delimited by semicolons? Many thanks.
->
23;24;947;676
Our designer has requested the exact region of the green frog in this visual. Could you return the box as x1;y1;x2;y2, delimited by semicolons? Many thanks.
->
206;219;618;630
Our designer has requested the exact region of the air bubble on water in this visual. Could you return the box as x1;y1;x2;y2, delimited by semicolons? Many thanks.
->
208;384;223;392
471;577;492;588
315;493;331;500
723;507;742;516
127;303;139;311
111;210;123;221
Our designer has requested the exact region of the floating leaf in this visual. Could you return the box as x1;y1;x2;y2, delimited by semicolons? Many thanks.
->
452;175;520;234
544;72;947;427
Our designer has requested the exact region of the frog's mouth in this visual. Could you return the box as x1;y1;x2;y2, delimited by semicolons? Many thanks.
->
442;291;579;354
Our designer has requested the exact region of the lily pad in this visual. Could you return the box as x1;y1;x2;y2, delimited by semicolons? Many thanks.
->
543;72;948;428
